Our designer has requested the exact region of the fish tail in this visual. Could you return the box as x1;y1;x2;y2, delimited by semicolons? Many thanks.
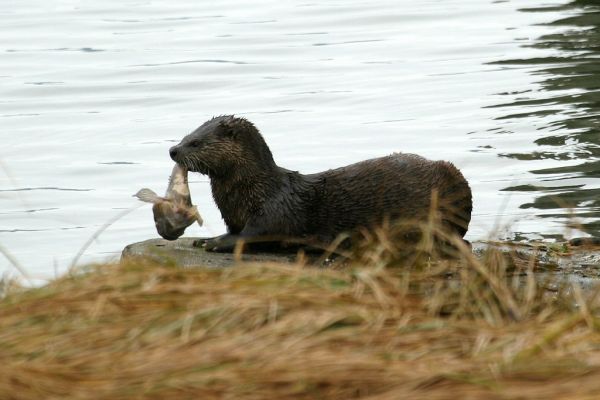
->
134;188;161;203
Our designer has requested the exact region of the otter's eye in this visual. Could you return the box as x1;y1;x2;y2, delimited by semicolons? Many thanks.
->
189;140;201;147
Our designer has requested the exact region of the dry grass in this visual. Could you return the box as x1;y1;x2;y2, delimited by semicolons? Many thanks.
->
1;223;599;399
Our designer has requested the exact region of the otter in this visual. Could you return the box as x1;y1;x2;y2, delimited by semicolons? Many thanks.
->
169;115;472;252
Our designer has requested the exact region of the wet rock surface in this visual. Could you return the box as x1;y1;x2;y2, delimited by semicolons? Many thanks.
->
122;237;600;289
121;237;302;268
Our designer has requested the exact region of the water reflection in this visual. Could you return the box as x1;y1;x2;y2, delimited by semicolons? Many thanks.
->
491;0;600;237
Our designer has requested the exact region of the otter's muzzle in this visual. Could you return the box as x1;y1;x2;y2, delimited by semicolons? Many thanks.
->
169;146;179;161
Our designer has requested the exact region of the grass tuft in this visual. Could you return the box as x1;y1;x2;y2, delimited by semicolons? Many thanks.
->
0;221;599;399
0;233;600;399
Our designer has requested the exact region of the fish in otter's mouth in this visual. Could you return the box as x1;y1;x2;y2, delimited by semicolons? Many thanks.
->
134;164;203;240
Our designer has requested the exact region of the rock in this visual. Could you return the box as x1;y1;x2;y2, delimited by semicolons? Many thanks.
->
122;238;600;291
121;237;301;268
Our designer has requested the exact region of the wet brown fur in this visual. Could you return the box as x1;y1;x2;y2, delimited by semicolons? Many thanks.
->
170;116;472;252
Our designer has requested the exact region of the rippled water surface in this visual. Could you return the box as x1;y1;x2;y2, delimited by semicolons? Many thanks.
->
1;0;599;280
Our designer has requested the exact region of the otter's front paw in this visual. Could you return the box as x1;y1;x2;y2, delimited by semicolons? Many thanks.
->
202;239;233;253
192;238;208;248
191;239;221;252
203;238;222;252
204;236;239;253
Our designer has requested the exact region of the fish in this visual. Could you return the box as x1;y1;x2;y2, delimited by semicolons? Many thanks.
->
134;164;203;240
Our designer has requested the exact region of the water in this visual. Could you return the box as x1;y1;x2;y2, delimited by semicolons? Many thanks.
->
1;0;598;281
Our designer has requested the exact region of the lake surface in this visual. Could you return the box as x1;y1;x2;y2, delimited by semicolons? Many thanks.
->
1;0;599;281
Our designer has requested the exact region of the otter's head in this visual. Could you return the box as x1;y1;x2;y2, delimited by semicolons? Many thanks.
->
169;115;275;178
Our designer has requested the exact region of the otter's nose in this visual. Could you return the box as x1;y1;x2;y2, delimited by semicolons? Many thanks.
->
169;146;179;161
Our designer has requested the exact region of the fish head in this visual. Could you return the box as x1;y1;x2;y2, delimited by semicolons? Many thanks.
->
152;201;196;241
155;219;186;241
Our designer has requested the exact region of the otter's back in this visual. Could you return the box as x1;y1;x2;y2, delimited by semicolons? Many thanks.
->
307;153;471;240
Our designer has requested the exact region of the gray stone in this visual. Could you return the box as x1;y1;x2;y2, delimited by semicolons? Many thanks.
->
121;237;301;268
121;238;600;290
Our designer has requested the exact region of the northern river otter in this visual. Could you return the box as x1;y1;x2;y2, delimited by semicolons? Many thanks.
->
169;115;472;252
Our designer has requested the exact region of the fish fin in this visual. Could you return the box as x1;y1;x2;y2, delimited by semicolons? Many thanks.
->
191;206;204;226
134;188;162;203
